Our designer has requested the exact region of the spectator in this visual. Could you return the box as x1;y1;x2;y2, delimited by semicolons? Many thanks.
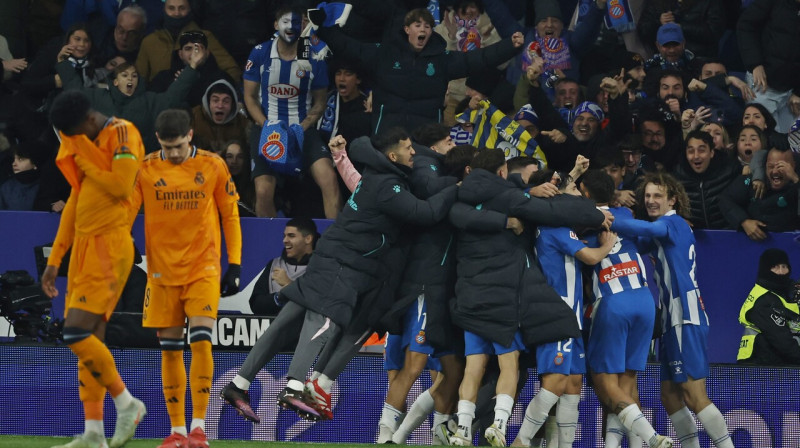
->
737;248;800;366
742;102;790;151
738;0;800;133
638;0;725;59
150;30;235;108
243;6;341;219
61;0;162;35
57;55;204;153
0;141;44;211
135;0;241;84
435;0;502;125
719;146;800;240
696;58;755;106
482;0;607;84
673;130;740;229
191;80;249;154
222;140;255;215
249;218;317;316
317;58;371;146
21;23;101;113
552;78;584;111
643;23;696;73
192;0;271;69
314;7;524;136
735;124;766;173
639;112;681;172
701;122;732;153
85;4;148;71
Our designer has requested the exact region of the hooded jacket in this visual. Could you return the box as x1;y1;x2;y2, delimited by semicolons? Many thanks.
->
190;79;250;153
56;59;199;153
451;169;605;347
317;21;520;135
674;151;741;229
280;136;457;327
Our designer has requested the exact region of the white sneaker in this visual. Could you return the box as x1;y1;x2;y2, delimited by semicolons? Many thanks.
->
377;424;394;444
451;427;472;446
484;423;507;447
109;397;146;448
51;432;108;448
651;435;674;448
433;420;457;445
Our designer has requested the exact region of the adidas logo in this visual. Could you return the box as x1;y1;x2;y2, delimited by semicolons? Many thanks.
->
78;296;87;303
167;396;179;403
154;178;167;187
199;387;210;394
202;304;212;311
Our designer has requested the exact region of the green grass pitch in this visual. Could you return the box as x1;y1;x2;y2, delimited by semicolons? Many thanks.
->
0;437;379;447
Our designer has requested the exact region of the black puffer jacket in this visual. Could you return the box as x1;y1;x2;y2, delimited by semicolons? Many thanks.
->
673;152;741;229
318;24;520;135
450;169;605;347
280;137;457;327
738;0;800;94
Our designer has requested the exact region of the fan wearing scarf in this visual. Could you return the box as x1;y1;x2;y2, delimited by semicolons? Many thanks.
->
482;0;607;85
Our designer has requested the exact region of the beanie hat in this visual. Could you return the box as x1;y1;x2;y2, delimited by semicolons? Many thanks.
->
534;0;563;24
178;30;208;48
513;104;540;127
758;248;791;278
619;51;644;72
14;139;49;169
572;101;604;123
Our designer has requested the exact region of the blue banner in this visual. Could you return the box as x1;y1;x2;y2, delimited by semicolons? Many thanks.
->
0;211;798;363
0;346;797;446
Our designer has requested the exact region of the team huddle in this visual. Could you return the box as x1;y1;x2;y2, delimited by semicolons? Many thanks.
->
218;125;733;448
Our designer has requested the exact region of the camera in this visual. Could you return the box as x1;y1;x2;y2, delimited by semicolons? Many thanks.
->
0;270;62;343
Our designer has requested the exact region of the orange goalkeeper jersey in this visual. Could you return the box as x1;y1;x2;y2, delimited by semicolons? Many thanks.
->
133;147;242;285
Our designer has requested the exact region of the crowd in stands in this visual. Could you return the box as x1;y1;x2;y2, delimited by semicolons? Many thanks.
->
0;0;798;239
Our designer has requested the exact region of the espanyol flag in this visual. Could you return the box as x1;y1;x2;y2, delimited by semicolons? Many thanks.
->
258;120;305;176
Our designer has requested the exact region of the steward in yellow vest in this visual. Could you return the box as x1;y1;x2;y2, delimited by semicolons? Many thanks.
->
737;249;800;365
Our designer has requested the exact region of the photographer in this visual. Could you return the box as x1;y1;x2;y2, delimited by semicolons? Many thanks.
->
737;249;800;366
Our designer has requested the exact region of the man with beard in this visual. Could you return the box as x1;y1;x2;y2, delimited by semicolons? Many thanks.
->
737;248;800;366
220;128;457;423
719;146;800;241
135;0;240;83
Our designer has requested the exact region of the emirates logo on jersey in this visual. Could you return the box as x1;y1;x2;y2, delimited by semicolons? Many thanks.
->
599;260;640;283
269;83;299;99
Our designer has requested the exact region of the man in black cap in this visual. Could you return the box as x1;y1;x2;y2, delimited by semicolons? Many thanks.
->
737;248;800;366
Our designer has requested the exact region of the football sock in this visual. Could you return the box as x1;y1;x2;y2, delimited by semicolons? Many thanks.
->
617;404;659;447
556;394;580;447
316;373;334;393
232;375;250;391
392;389;435;443
605;414;625;448
493;393;514;431
669;407;699;448
517;388;559;446
456;399;476;436
190;339;213;420
68;332;127;399
697;404;733;448
190;418;205;433
161;340;186;429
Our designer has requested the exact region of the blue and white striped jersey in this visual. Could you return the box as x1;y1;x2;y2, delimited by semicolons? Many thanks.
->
535;226;587;329
587;207;648;299
243;39;328;125
612;210;710;329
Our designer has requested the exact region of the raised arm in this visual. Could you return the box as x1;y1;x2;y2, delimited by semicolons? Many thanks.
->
611;215;669;238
